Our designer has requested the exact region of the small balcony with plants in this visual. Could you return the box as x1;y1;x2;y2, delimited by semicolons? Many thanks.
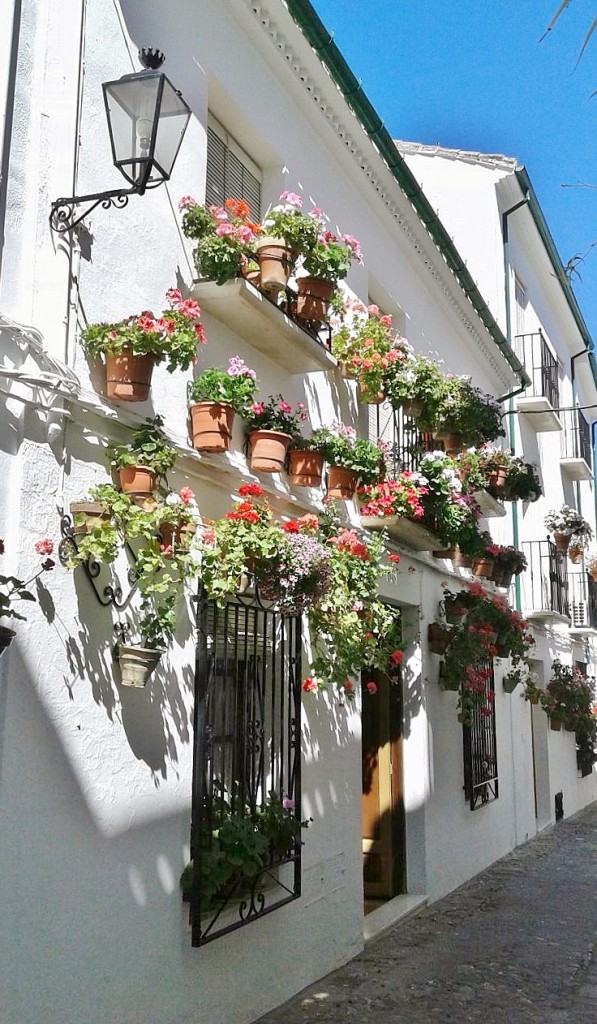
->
514;329;561;432
560;407;593;481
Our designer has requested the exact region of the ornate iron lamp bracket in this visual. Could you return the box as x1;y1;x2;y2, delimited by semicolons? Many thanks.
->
49;186;142;234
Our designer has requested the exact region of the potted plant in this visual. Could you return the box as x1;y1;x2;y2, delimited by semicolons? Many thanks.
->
382;352;447;427
258;520;332;614
539;661;595;733
568;522;594;564
69;496;109;537
244;395;309;473
471;533;500;579
544;505;588;553
329;297;410;402
433;377;505;449
414;450;484;559
310;424;386;499
188;356;259;453
0;539;55;654
286;434;325;488
358;472;428;527
80;287;206;402
490;545;527;588
258;191;321;292
107;417;177;495
586;551;597;582
297;229;362;323
179;196;261;285
116;595;177;687
502;456;542;502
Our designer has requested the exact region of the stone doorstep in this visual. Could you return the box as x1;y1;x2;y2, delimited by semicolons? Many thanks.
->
363;893;429;944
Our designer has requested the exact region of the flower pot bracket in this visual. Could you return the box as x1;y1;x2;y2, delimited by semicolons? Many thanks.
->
57;505;139;609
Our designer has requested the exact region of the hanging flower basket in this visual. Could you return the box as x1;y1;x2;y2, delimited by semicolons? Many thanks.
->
550;717;562;732
248;430;292;473
485;466;508;495
568;546;583;564
255;237;293;293
402;398;424;420
117;644;162;687
502;674;519;694
0;625;16;657
428;622;453;655
288;449;324;488
295;276;335;323
357;381;385;405
190;401;235;453
444;598;468;625
117;465;157;495
326;466;358;500
105;350;155;402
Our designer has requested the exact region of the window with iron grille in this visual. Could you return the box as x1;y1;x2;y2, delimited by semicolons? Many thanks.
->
205;117;262;220
188;587;302;946
463;663;499;810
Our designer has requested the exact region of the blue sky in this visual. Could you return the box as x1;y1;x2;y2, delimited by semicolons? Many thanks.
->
313;0;597;338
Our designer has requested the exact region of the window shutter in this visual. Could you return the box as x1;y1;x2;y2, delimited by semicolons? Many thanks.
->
205;124;262;221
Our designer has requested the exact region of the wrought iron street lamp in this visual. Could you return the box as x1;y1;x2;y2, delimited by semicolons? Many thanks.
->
49;49;191;233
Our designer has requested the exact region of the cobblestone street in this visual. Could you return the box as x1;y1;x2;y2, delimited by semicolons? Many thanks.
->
258;803;597;1023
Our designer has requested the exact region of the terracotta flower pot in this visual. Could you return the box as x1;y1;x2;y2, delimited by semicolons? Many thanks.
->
158;521;196;554
190;401;235;453
472;556;495;579
441;433;464;456
485;466;508;495
568;546;583;564
402;399;424;419
117;644;161;687
550;717;562;732
433;546;456;560
0;625;16;657
590;567;597;582
255;237;293;293
428;622;453;656
453;548;475;569
326;466;358;500
240;264;261;290
69;501;107;537
338;362;358;379
105;349;155;402
248;430;292;473
295;276;335;323
444;600;467;625
118;465;156;495
288;449;324;488
357;381;385;405
553;532;571;554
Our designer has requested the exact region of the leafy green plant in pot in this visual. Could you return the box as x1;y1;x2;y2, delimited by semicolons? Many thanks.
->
188;355;259;453
116;594;176;687
80;287;206;402
297;228;362;323
329;295;411;402
0;538;55;653
179;196;261;285
310;424;387;499
544;505;588;554
258;191;321;292
107;416;177;495
244;395;309;473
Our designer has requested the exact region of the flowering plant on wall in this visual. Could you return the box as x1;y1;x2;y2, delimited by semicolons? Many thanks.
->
416;451;484;555
330;297;410;396
179;196;261;284
80;287;206;372
382;352;447;425
0;539;55;648
244;395;309;437
358;473;428;521
188;356;259;413
310;425;387;484
260;191;322;254
433;376;505;446
301;230;362;284
258;516;331;614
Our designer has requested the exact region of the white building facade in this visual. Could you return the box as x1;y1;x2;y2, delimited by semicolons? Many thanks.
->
0;4;594;1024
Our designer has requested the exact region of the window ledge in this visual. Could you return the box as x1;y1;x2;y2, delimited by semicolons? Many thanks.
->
191;278;338;374
360;515;449;552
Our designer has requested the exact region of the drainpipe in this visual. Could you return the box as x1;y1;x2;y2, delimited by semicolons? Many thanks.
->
0;0;21;285
502;195;530;611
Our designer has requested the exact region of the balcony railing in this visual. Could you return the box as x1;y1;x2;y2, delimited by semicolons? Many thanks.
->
569;571;597;631
514;330;559;409
520;539;569;620
561;408;593;471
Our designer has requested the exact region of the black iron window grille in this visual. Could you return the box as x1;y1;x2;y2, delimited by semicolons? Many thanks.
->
514;330;560;409
463;663;498;810
561;408;592;468
371;404;435;477
189;585;302;947
520;540;569;618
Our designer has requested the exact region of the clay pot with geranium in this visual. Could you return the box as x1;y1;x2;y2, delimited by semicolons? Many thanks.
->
471;533;500;579
433;377;505;449
329;296;410;403
309;425;387;499
358;472;428;529
257;191;322;293
296;228;363;324
0;538;55;654
107;416;177;495
490;545;527;588
188;356;259;453
414;450;484;558
179;196;261;285
540;662;596;743
544;505;590;554
382;352;447;427
80;288;206;402
244;395;309;474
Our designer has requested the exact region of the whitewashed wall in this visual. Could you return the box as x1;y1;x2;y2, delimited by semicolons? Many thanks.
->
1;3;589;1024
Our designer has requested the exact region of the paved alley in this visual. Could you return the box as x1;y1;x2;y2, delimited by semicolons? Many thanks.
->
257;803;597;1023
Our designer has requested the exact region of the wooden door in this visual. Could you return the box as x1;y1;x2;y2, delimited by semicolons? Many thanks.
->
361;669;405;901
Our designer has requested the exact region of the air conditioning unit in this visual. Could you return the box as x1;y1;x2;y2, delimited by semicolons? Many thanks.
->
571;600;589;628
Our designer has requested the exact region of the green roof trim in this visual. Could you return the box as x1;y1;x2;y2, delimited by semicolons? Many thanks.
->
515;167;597;387
284;0;530;388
